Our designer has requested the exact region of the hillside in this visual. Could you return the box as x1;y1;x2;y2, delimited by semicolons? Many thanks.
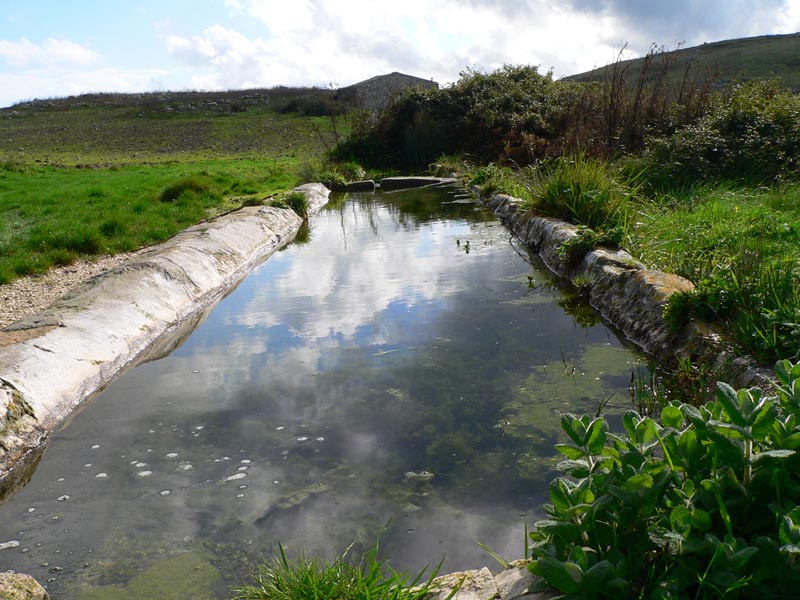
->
0;87;349;166
564;32;800;90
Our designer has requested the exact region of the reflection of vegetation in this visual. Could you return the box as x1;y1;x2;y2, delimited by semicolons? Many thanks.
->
338;186;490;229
292;221;312;245
557;293;602;328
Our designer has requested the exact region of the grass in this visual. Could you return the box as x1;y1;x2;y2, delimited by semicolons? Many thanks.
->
0;158;299;284
523;156;633;231
233;542;447;600
2;91;350;166
630;183;800;362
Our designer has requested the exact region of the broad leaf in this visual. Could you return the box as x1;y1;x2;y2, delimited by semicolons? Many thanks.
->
751;449;795;463
622;410;639;439
661;405;683;429
549;479;572;514
561;414;584;446
581;560;612;589
751;401;779;439
536;557;582;594
717;382;747;427
670;505;692;534
557;459;591;478
691;508;712;532
624;473;654;492
585;418;609;455
555;444;587;459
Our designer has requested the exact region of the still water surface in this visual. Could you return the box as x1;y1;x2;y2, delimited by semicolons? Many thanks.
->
0;186;645;599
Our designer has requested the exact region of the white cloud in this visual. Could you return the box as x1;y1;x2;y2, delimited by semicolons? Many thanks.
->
0;37;101;68
0;66;170;107
159;0;659;92
3;1;798;106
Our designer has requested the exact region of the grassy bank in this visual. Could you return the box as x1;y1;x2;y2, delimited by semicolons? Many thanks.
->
0;88;352;284
0;158;301;283
452;157;800;365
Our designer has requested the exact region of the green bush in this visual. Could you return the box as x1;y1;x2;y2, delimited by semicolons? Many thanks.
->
644;81;800;184
270;191;309;219
527;157;634;231
159;177;211;202
528;359;800;599
234;542;443;600
337;65;578;169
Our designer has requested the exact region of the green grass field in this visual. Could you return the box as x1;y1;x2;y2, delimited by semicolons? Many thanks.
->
0;89;350;284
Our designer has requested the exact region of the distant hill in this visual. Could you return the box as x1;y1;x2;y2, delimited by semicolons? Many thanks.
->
564;33;800;91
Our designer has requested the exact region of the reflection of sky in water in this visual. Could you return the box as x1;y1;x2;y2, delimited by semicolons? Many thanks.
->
0;187;645;598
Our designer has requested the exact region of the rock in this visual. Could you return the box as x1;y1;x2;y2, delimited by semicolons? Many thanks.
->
379;176;457;191
0;572;49;599
417;564;557;600
422;567;497;600
495;562;535;598
344;179;376;192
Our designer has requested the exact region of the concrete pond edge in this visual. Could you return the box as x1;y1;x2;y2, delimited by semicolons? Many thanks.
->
0;183;330;490
482;191;773;389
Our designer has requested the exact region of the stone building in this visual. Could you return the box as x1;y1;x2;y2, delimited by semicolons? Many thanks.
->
337;72;438;112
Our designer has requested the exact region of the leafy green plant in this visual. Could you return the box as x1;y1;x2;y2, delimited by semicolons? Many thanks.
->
233;541;448;600
528;359;800;599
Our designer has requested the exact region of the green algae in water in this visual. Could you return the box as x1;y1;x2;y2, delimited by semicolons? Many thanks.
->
500;343;638;443
78;552;221;600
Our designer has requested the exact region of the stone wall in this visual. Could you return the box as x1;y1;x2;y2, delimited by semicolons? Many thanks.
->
483;193;772;388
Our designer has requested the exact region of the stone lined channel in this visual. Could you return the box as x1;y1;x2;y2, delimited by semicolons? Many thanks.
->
0;184;646;599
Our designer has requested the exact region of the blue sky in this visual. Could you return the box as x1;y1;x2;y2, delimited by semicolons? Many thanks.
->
1;0;799;108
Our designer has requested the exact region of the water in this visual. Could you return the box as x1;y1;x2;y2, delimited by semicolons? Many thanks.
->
0;185;646;599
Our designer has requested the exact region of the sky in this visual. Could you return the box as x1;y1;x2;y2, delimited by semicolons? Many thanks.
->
1;0;799;108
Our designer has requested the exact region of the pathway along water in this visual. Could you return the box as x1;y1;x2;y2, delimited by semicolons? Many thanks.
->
0;185;647;599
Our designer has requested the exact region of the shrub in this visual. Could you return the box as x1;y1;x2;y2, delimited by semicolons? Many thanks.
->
528;359;800;599
272;191;310;219
644;81;800;184
233;541;443;600
527;156;634;231
159;177;210;202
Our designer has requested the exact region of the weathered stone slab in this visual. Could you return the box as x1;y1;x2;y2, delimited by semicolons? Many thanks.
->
344;179;376;192
380;176;457;190
0;184;330;482
481;191;772;385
